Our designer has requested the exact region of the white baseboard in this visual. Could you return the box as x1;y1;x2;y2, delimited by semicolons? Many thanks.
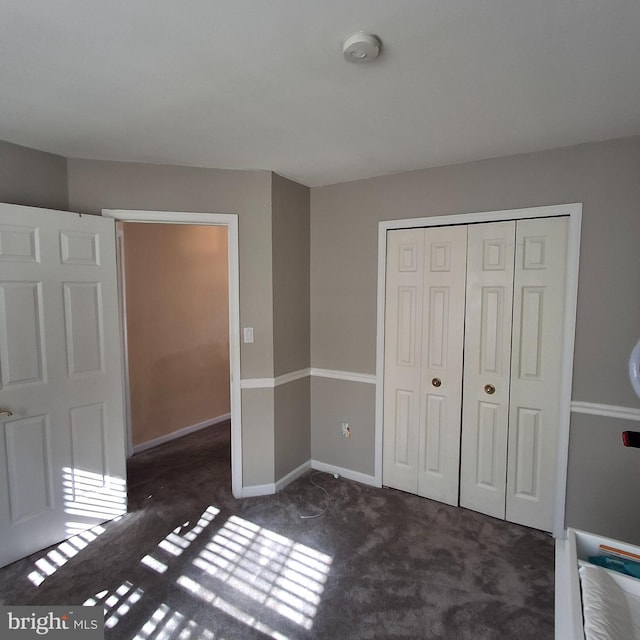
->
241;483;276;498
239;460;378;498
311;459;379;487
275;460;311;492
133;413;231;454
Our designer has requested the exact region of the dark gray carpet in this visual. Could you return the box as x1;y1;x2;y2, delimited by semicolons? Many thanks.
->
0;423;554;639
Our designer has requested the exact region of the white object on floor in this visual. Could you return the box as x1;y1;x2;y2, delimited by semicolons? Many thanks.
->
579;563;639;640
556;529;640;640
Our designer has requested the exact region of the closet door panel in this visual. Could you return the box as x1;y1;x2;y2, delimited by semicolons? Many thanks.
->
383;229;424;493
506;217;568;531
460;221;515;519
417;225;467;505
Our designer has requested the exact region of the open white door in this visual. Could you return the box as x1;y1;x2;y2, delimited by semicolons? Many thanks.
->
0;203;126;568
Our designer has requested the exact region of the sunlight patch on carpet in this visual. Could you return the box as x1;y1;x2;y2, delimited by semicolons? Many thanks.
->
84;580;144;629
180;515;332;631
27;524;107;587
141;506;219;573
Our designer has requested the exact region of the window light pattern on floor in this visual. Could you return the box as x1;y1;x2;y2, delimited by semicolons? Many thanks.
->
185;515;332;630
27;524;106;587
133;603;216;640
83;581;144;629
178;575;289;640
141;506;220;574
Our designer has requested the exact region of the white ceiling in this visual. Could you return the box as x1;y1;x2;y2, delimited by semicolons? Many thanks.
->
1;1;640;187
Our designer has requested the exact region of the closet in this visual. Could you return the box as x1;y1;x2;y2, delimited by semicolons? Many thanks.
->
382;216;567;532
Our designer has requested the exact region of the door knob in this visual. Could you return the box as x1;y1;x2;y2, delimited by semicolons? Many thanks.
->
484;384;495;395
432;377;442;388
0;408;13;417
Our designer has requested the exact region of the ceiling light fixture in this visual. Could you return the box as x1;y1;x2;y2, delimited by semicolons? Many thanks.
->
342;32;381;63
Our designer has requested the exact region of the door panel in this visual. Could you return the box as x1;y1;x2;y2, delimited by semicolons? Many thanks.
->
0;203;126;568
460;221;515;519
506;217;567;531
417;226;466;505
63;282;104;375
393;389;413;466
0;282;46;385
423;394;445;473
383;229;424;493
5;414;52;522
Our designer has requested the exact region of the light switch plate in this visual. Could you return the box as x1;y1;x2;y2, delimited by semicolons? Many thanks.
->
243;327;254;344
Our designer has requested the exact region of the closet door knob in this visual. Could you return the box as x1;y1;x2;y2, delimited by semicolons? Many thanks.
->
432;378;442;388
484;384;495;395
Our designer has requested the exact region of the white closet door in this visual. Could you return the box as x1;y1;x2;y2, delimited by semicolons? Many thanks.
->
460;221;515;519
383;229;425;493
506;217;568;531
417;225;467;505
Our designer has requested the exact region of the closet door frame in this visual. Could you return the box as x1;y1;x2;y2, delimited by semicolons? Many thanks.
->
374;203;582;539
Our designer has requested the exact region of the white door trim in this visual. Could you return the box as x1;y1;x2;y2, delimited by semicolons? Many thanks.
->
375;203;582;538
115;225;134;458
103;209;243;499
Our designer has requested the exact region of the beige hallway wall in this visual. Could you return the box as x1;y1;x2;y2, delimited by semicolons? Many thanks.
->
123;222;229;447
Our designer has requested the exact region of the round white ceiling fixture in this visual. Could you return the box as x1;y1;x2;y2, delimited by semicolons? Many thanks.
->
342;32;381;63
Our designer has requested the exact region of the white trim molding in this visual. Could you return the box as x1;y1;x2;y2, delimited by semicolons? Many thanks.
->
241;368;311;389
310;368;377;385
240;377;276;389
132;414;231;454
275;460;312;492
375;203;582;540
571;401;640;422
103;209;244;500
241;368;377;388
276;369;311;386
311;460;379;487
240;484;276;498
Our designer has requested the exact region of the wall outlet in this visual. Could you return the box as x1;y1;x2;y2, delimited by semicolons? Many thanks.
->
341;422;351;438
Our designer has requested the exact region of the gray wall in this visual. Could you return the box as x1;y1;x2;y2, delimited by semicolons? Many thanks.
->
0;140;68;210
275;378;310;479
311;378;375;475
565;413;640;538
271;173;310;377
271;173;311;478
67;158;274;379
6;137;640;538
310;136;640;542
66;158;276;486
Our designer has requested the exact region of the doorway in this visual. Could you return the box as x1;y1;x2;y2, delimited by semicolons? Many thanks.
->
103;209;242;499
119;222;230;454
